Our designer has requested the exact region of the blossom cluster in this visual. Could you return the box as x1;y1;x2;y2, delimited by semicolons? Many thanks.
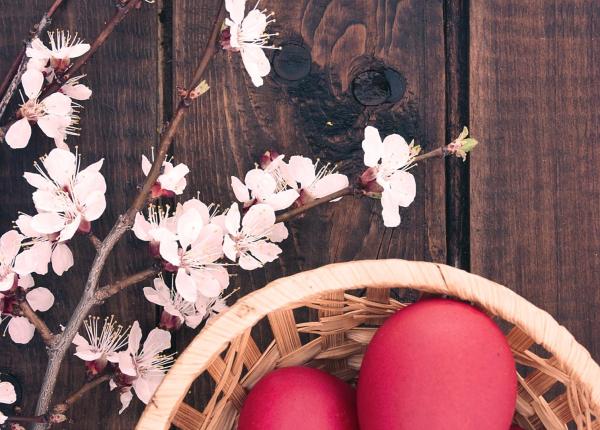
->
73;317;173;413
0;148;106;343
6;30;91;150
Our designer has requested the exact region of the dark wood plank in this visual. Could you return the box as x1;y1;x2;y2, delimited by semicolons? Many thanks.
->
0;1;159;428
172;0;446;408
470;0;600;360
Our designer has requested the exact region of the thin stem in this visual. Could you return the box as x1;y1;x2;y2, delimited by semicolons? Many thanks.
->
413;146;445;162
5;373;112;425
17;299;56;346
0;0;67;120
275;186;354;223
87;233;102;250
52;373;112;414
33;2;227;422
274;145;455;223
94;267;160;303
38;0;142;99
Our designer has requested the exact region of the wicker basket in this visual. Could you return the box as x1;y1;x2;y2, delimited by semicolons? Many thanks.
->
136;260;600;430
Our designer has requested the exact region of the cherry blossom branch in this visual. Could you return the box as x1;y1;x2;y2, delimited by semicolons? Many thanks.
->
87;233;102;250
5;373;112;426
52;373;112;414
33;2;227;422
0;0;66;121
275;143;461;223
275;186;355;223
38;0;143;99
94;267;160;303
17;299;56;346
413;146;445;162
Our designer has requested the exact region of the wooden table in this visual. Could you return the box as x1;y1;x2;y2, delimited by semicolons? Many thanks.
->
0;1;598;428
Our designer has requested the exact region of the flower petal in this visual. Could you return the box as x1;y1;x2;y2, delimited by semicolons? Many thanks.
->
231;176;250;203
159;240;181;266
225;0;246;25
387;170;417;208
132;213;152;242
31;212;66;235
0;230;24;262
266;222;288;243
175;269;197;302
128;321;142;354
43;148;76;186
311;173;349;200
241;45;271;87
225;203;241;235
0;382;16;405
242;204;275;236
8;316;35;344
51;243;74;276
61;83;92;100
26;287;54;312
177;208;203;250
381;190;401;227
5;118;32;149
261;189;299;211
118;388;133;415
362;126;383;167
244;169;276;198
142;327;171;357
22;68;44;99
287;156;315;189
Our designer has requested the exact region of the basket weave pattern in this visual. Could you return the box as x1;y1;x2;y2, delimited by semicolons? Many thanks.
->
136;260;600;430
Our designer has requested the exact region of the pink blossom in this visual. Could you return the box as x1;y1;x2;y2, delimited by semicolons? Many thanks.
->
132;205;177;258
23;148;106;242
0;231;25;292
231;155;299;211
223;0;279;87
0;381;16;424
361;126;417;227
286;155;349;204
158;201;229;302
73;316;129;377
141;153;189;198
143;276;207;330
14;214;74;276
0;276;54;344
5;83;76;150
112;321;173;414
223;203;288;270
26;30;90;75
60;75;92;101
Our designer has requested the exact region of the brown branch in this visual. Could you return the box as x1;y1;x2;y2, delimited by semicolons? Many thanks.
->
0;0;67;121
17;299;56;346
87;233;102;250
94;267;160;303
274;145;458;223
413;146;446;162
5;373;112;426
52;373;112;414
33;2;227;422
275;186;355;223
39;0;143;100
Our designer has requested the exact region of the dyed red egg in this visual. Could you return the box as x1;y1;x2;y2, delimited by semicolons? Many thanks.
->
238;366;358;430
357;299;517;430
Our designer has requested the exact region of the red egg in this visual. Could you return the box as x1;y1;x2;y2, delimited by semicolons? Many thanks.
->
238;366;359;430
357;299;517;430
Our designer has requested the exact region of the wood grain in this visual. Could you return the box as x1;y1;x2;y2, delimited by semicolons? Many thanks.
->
172;0;446;408
0;1;159;428
470;0;600;361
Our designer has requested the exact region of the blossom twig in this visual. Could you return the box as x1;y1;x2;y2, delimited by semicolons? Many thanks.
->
0;0;66;120
275;143;463;223
87;233;102;251
52;373;112;414
94;267;160;303
17;299;56;346
275;186;355;223
32;2;227;422
38;0;143;99
5;373;112;426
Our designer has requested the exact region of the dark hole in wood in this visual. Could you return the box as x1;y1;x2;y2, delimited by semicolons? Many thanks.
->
384;68;407;103
273;43;311;81
351;70;391;106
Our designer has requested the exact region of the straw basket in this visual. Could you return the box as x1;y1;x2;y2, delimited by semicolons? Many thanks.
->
136;260;600;430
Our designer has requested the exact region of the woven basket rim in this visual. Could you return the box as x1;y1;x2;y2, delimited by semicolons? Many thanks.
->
136;259;600;430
